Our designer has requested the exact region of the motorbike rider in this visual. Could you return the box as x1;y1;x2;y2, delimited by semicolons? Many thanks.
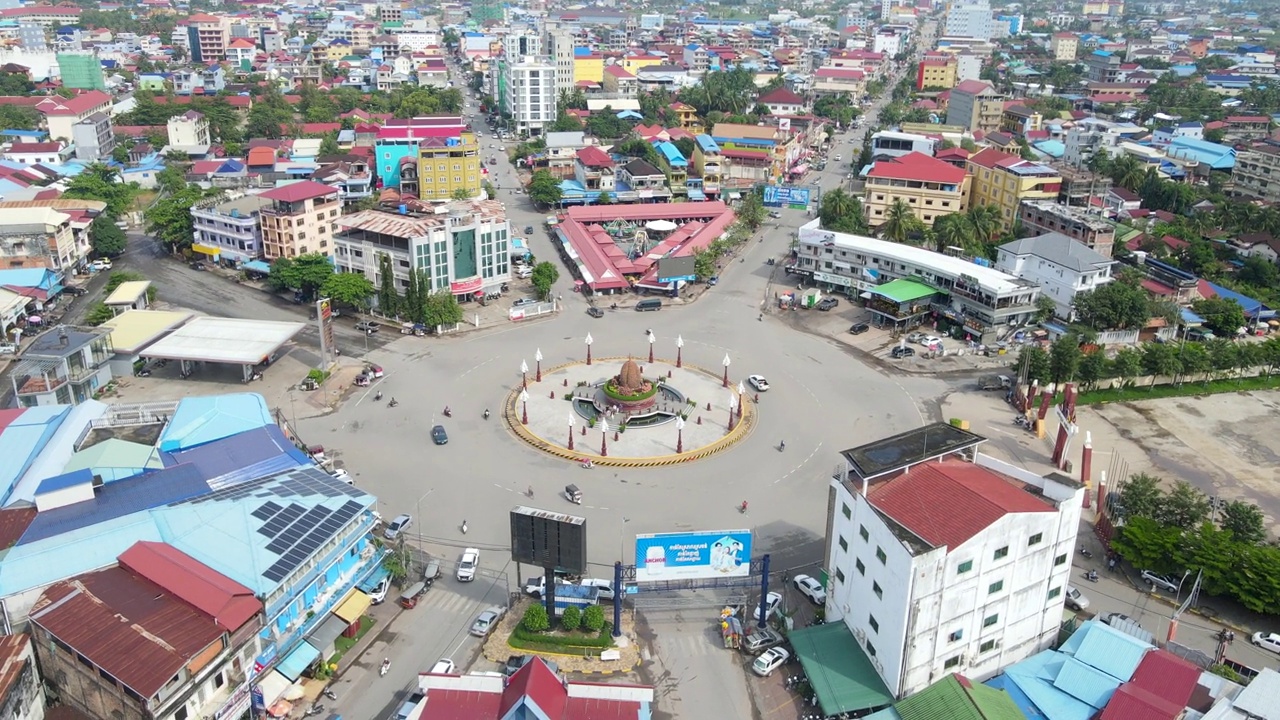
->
483;408;490;419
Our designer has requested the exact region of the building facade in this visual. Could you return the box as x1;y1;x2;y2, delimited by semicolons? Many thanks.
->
945;80;1003;133
944;0;994;40
167;111;210;149
966;149;1062;232
1018;199;1116;257
863;152;969;228
70;112;115;162
0;207;76;272
414;133;481;201
503;57;557;137
258;181;342;260
191;195;274;266
0;635;44;720
997;233;1116;319
186;13;229;63
1231;145;1280;203
9;325;113;407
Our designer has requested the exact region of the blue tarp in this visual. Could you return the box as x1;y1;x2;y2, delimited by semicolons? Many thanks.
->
276;641;321;681
359;565;390;592
243;260;272;274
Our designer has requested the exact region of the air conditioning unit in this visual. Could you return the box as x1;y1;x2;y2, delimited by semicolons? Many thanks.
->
855;628;866;642
871;657;883;673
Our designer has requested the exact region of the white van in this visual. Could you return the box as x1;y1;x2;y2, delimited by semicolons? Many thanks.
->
580;578;615;601
515;267;533;279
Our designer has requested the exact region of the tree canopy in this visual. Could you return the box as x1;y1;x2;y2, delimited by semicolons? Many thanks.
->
321;272;375;308
527;170;563;208
145;185;207;251
1073;277;1154;330
90;217;127;257
65;164;138;218
267;253;335;301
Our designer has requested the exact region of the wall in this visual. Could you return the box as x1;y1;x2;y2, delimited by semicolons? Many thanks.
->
0;638;45;720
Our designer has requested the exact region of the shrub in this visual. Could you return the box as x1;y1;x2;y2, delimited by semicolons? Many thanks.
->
582;604;606;632
560;605;582;631
521;603;550;633
510;622;614;651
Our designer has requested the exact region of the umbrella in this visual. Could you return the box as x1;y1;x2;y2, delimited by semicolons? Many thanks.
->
267;700;293;718
26;316;41;324
283;685;306;701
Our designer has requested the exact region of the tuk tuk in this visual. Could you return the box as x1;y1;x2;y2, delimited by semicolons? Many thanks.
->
399;581;427;609
565;484;582;504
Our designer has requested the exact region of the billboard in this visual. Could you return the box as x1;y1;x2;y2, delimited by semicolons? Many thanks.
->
510;506;588;574
657;255;697;283
634;530;752;582
763;185;812;208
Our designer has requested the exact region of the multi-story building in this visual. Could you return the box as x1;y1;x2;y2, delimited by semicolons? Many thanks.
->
692;135;723;198
313;157;373;206
1018;199;1117;257
916;56;958;90
863;152;969;228
70;111;115;162
56;51;106;90
601;64;638;96
945;80;1003;133
945;0;994;40
0;635;44;720
414;132;481;201
1231;145;1280;203
1050;32;1078;60
966;148;1062;232
574;146;616;194
997;232;1116;319
653;141;691;197
372;116;466;188
167;110;210;149
1062;118;1145;168
825;423;1083;697
185;13;228;63
870;131;937;159
191;194;274;266
1084;49;1121;83
616;158;672;202
333;201;512;302
503;57;557;137
795;220;1040;338
226;37;257;67
545;28;576;103
33;90;112;142
258;181;341;260
0;207;76;273
9;325;113;406
0;5;82;28
1000;105;1042;136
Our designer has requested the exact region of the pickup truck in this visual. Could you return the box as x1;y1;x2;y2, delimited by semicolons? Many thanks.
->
978;374;1011;391
393;692;425;720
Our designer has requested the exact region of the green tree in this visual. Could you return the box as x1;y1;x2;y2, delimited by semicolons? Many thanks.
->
83;303;115;326
527;170;563;208
422;290;464;327
0;104;40;131
318;133;340;156
65;164;138;217
1177;341;1211;384
1073;279;1152;330
818;187;868;235
155;164;186;194
521;603;550;633
451;187;472;200
144;184;205;251
694;248;717;279
1017;345;1050;384
737;191;765;230
932;213;978;254
1220;500;1267;545
1111;347;1142;385
321;272;375;308
878;199;922;244
581;604;606;632
1238;254;1280;288
1140;341;1182;387
1033;294;1057;323
531;261;560;300
403;266;423;324
560;604;582;631
111;144;130;164
1191;297;1247;337
90;217;128;257
1156;480;1211;531
1112;515;1185;575
0;71;33;94
1047;334;1082;383
1077;348;1109;389
376;253;400;317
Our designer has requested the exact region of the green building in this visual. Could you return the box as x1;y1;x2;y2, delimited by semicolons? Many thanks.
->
57;52;106;92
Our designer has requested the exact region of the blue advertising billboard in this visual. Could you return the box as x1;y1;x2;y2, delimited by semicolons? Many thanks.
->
763;185;812;208
634;530;752;582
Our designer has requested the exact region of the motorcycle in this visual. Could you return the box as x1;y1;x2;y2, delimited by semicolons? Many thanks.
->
483;409;490;420
739;500;749;514
380;659;390;677
461;520;468;534
580;459;593;469
388;398;399;408
322;689;337;701
375;391;383;401
443;406;452;417
304;705;325;717
1084;570;1099;583
1078;545;1093;559
135;369;151;377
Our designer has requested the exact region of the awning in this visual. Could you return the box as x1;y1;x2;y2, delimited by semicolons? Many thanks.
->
254;669;293;706
275;641;321;682
308;613;350;652
358;565;390;593
789;623;894;716
333;588;371;624
791;163;809;174
243;260;272;274
192;243;222;257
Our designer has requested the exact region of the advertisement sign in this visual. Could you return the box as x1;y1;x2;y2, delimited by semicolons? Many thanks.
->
635;530;752;582
217;683;251;720
763;185;812;208
450;276;483;294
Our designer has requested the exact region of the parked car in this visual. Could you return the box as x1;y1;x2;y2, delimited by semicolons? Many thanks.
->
369;576;390;605
849;322;870;335
431;425;449;445
355;321;380;334
1064;585;1090;611
383;513;412;540
422;557;441;582
1141;570;1182;593
457;548;480;581
580;578;616;601
768;210;782;219
63;285;87;296
429;658;457;674
752;647;790;676
470;606;506;637
1251;632;1280;655
905;332;926;344
190;261;206;271
891;346;916;359
513;297;538;307
815;297;839;311
742;627;785;653
1103;612;1137;627
524;225;534;234
919;335;943;348
747;374;770;392
587;307;604;318
753;591;783;623
90;258;112;271
793;574;827;605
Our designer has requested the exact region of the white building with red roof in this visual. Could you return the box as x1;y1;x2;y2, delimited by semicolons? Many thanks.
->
32;91;112;142
862;151;969;228
415;656;653;719
826;422;1084;698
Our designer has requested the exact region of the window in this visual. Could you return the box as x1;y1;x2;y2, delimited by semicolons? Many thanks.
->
839;536;848;552
979;639;996;653
1054;553;1067;567
1048;586;1061;600
872;581;882;599
855;558;865;575
988;580;1003;594
836;568;846;583
1028;532;1043;546
948;629;963;642
175;707;189;720
859;525;869;541
869;615;879;633
983;613;999;628
866;641;877;657
875;547;887;564
842;503;851;519
993;546;1009;560
944;655;961;669
957;560;973;575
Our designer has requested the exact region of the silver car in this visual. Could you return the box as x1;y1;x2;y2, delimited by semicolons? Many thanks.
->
470;606;506;637
383;513;412;541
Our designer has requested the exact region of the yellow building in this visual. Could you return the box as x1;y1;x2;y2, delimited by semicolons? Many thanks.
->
574;52;604;84
1050;33;1078;61
416;132;482;201
966;148;1063;231
669;102;700;131
863;152;969;228
621;54;664;74
916;57;958;90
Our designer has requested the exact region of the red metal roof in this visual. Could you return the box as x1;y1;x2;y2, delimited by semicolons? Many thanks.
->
119;542;260;633
867;152;966;184
0;507;34;557
814;67;864;80
1128;649;1200;710
564;696;645;720
867;460;1056;549
500;658;566;717
418;688;503;719
30;566;226;698
1098;683;1183;720
759;87;804;105
33;90;110;116
259;181;339;203
5;142;62;154
575;146;614;168
954;79;995;95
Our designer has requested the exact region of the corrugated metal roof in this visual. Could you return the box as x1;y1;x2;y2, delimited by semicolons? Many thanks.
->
0;633;30;702
1003;653;1100;720
1054;657;1121;709
1098;684;1182;720
63;438;164;480
30;565;224;698
158;393;274;453
1128;649;1200;709
0;507;36;549
160;425;309;487
119;541;260;633
1072;622;1149;681
896;674;1023;720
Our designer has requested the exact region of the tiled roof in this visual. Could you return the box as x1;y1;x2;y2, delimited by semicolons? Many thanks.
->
575;146;614;168
759;87;804;105
33;91;111;116
954;79;995;95
1099;684;1182;720
867;152;966;184
867;460;1056;550
259;181;337;203
4;142;62;153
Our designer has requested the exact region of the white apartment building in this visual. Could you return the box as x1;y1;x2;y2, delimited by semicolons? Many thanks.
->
504;57;557;137
944;0;994;41
869;130;936;159
166;110;210;149
825;423;1084;698
1063;117;1146;169
333;201;512;303
996;233;1116;320
191;194;274;266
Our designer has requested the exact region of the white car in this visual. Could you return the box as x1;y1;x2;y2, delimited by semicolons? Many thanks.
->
457;548;480;581
752;646;790;676
428;658;457;674
753;591;783;623
90;258;112;271
919;335;943;348
369;576;390;605
470;606;505;637
1251;632;1280;655
793;575;826;606
747;375;770;392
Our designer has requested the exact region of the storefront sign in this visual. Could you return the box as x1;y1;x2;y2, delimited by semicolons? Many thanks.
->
217;683;251;720
813;271;854;288
450;276;483;294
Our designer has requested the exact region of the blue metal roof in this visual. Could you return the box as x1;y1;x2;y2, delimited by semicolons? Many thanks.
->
654;141;688;166
985;674;1048;719
161;425;310;488
1207;281;1271;318
1052;657;1121;707
1069;621;1148;681
35;468;94;495
0;267;61;292
695;134;720;153
0;405;74;507
277;641;321;681
158;393;275;452
8;400;108;506
1003;653;1099;720
1166;137;1236;170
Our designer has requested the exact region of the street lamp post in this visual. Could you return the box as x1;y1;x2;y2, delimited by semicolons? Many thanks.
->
722;353;731;388
599;417;610;456
676;335;684;368
737;380;745;419
521;359;529;390
676;416;685;453
727;393;737;432
520;388;529;425
585;333;594;365
414;488;435;555
647;330;655;363
535;348;543;382
567;414;575;451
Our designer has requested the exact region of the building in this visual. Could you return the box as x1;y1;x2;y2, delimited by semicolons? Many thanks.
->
574;146;616;194
945;0;994;41
870;131;937;159
0;635;44;720
863;152;969;228
1;142;66;166
758;86;807;116
997;232;1116;319
616;158;671;200
1000;105;1042;136
966;148;1062;232
333;201;511;303
56;51;105;90
795;220;1040;338
70;111;114;162
414;132;481;201
0;206;76;272
372;116;466;189
917;57;958;90
185;13;228;63
503;57;557;137
9;325;113;406
258;181;342;260
417;656;653;719
1018;199;1117;257
601;64;638;96
33;90;112;142
945;80;1003;133
166;110;210;150
825;423;1083;697
1084;50;1121;83
1062;118;1145;168
312;157;373;206
1050;33;1078;60
1231;145;1280;203
692;134;724;198
29;542;262;720
191;194;274;266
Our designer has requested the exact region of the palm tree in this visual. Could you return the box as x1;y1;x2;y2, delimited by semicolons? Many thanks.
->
933;213;977;253
966;205;1003;246
819;188;860;228
1110;155;1145;192
879;199;918;244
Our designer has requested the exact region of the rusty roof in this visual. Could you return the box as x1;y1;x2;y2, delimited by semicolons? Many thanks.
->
0;507;36;550
119;542;260;633
0;635;30;701
30;566;225;698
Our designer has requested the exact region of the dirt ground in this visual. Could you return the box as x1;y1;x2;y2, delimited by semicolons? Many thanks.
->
1079;390;1280;539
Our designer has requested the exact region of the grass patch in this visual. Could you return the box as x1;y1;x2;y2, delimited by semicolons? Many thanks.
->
329;615;376;664
1076;374;1280;405
509;623;614;656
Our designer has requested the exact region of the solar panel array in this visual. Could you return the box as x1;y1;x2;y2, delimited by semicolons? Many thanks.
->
180;465;363;506
257;500;364;583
